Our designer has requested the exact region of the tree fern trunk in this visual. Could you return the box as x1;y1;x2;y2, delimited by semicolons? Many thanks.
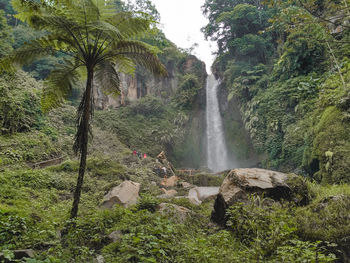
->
70;69;93;219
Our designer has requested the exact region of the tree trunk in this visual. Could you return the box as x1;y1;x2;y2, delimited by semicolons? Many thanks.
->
70;69;93;219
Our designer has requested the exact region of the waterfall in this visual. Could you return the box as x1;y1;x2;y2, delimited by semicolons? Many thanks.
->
206;75;230;172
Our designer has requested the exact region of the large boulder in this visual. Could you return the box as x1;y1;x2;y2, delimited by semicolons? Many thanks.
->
188;187;219;205
101;181;140;208
211;168;308;225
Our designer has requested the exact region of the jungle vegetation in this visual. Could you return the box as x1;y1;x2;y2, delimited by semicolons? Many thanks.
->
202;0;350;184
0;0;350;262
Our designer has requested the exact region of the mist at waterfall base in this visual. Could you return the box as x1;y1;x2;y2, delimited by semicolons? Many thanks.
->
206;75;237;172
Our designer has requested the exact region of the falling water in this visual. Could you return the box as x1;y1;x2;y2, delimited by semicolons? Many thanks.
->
206;75;230;172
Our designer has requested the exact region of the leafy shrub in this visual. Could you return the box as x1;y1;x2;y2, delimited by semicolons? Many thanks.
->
0;212;28;247
0;71;43;134
181;173;225;187
225;195;335;261
274;24;327;79
86;157;127;180
275;240;336;262
136;193;160;212
129;96;165;117
296;194;350;260
174;74;201;109
103;210;179;263
310;106;350;184
0;131;60;165
50;159;79;172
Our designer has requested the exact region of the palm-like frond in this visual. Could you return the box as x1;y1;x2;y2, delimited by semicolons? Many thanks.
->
114;56;137;75
42;58;82;112
108;12;151;39
88;20;123;40
95;60;120;97
0;39;54;72
106;40;167;77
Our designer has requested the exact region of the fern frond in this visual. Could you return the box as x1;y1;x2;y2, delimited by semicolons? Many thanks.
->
88;20;122;40
42;59;82;112
108;40;167;77
108;12;151;39
95;61;120;97
114;56;136;75
0;40;54;73
94;0;117;20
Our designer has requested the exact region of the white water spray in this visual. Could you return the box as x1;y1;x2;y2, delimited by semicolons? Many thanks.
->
206;75;230;172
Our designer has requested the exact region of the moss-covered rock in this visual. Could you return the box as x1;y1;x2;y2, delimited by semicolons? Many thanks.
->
296;194;350;261
310;106;350;184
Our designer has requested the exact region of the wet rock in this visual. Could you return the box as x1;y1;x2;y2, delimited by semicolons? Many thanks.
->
211;168;306;225
101;180;140;208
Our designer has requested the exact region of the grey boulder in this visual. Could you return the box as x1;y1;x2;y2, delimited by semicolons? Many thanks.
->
101;180;140;208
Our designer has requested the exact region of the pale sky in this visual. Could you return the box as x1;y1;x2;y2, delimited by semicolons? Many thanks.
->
150;0;217;73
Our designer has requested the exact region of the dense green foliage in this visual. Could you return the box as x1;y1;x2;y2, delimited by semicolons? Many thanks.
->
203;0;350;183
0;9;12;57
94;92;205;168
1;0;350;261
1;0;167;220
0;71;42;135
0;105;345;261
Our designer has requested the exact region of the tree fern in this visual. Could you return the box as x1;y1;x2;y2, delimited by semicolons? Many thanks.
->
1;0;167;220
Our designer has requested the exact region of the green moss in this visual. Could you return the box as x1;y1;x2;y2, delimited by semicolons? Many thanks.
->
311;106;350;183
296;194;350;259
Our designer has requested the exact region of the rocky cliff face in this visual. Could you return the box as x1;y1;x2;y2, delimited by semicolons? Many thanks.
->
94;55;206;109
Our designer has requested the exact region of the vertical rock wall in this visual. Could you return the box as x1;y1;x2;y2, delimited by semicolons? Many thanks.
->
93;65;178;109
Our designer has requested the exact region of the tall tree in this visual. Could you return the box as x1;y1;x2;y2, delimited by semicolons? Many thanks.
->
1;0;167;219
201;0;264;53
